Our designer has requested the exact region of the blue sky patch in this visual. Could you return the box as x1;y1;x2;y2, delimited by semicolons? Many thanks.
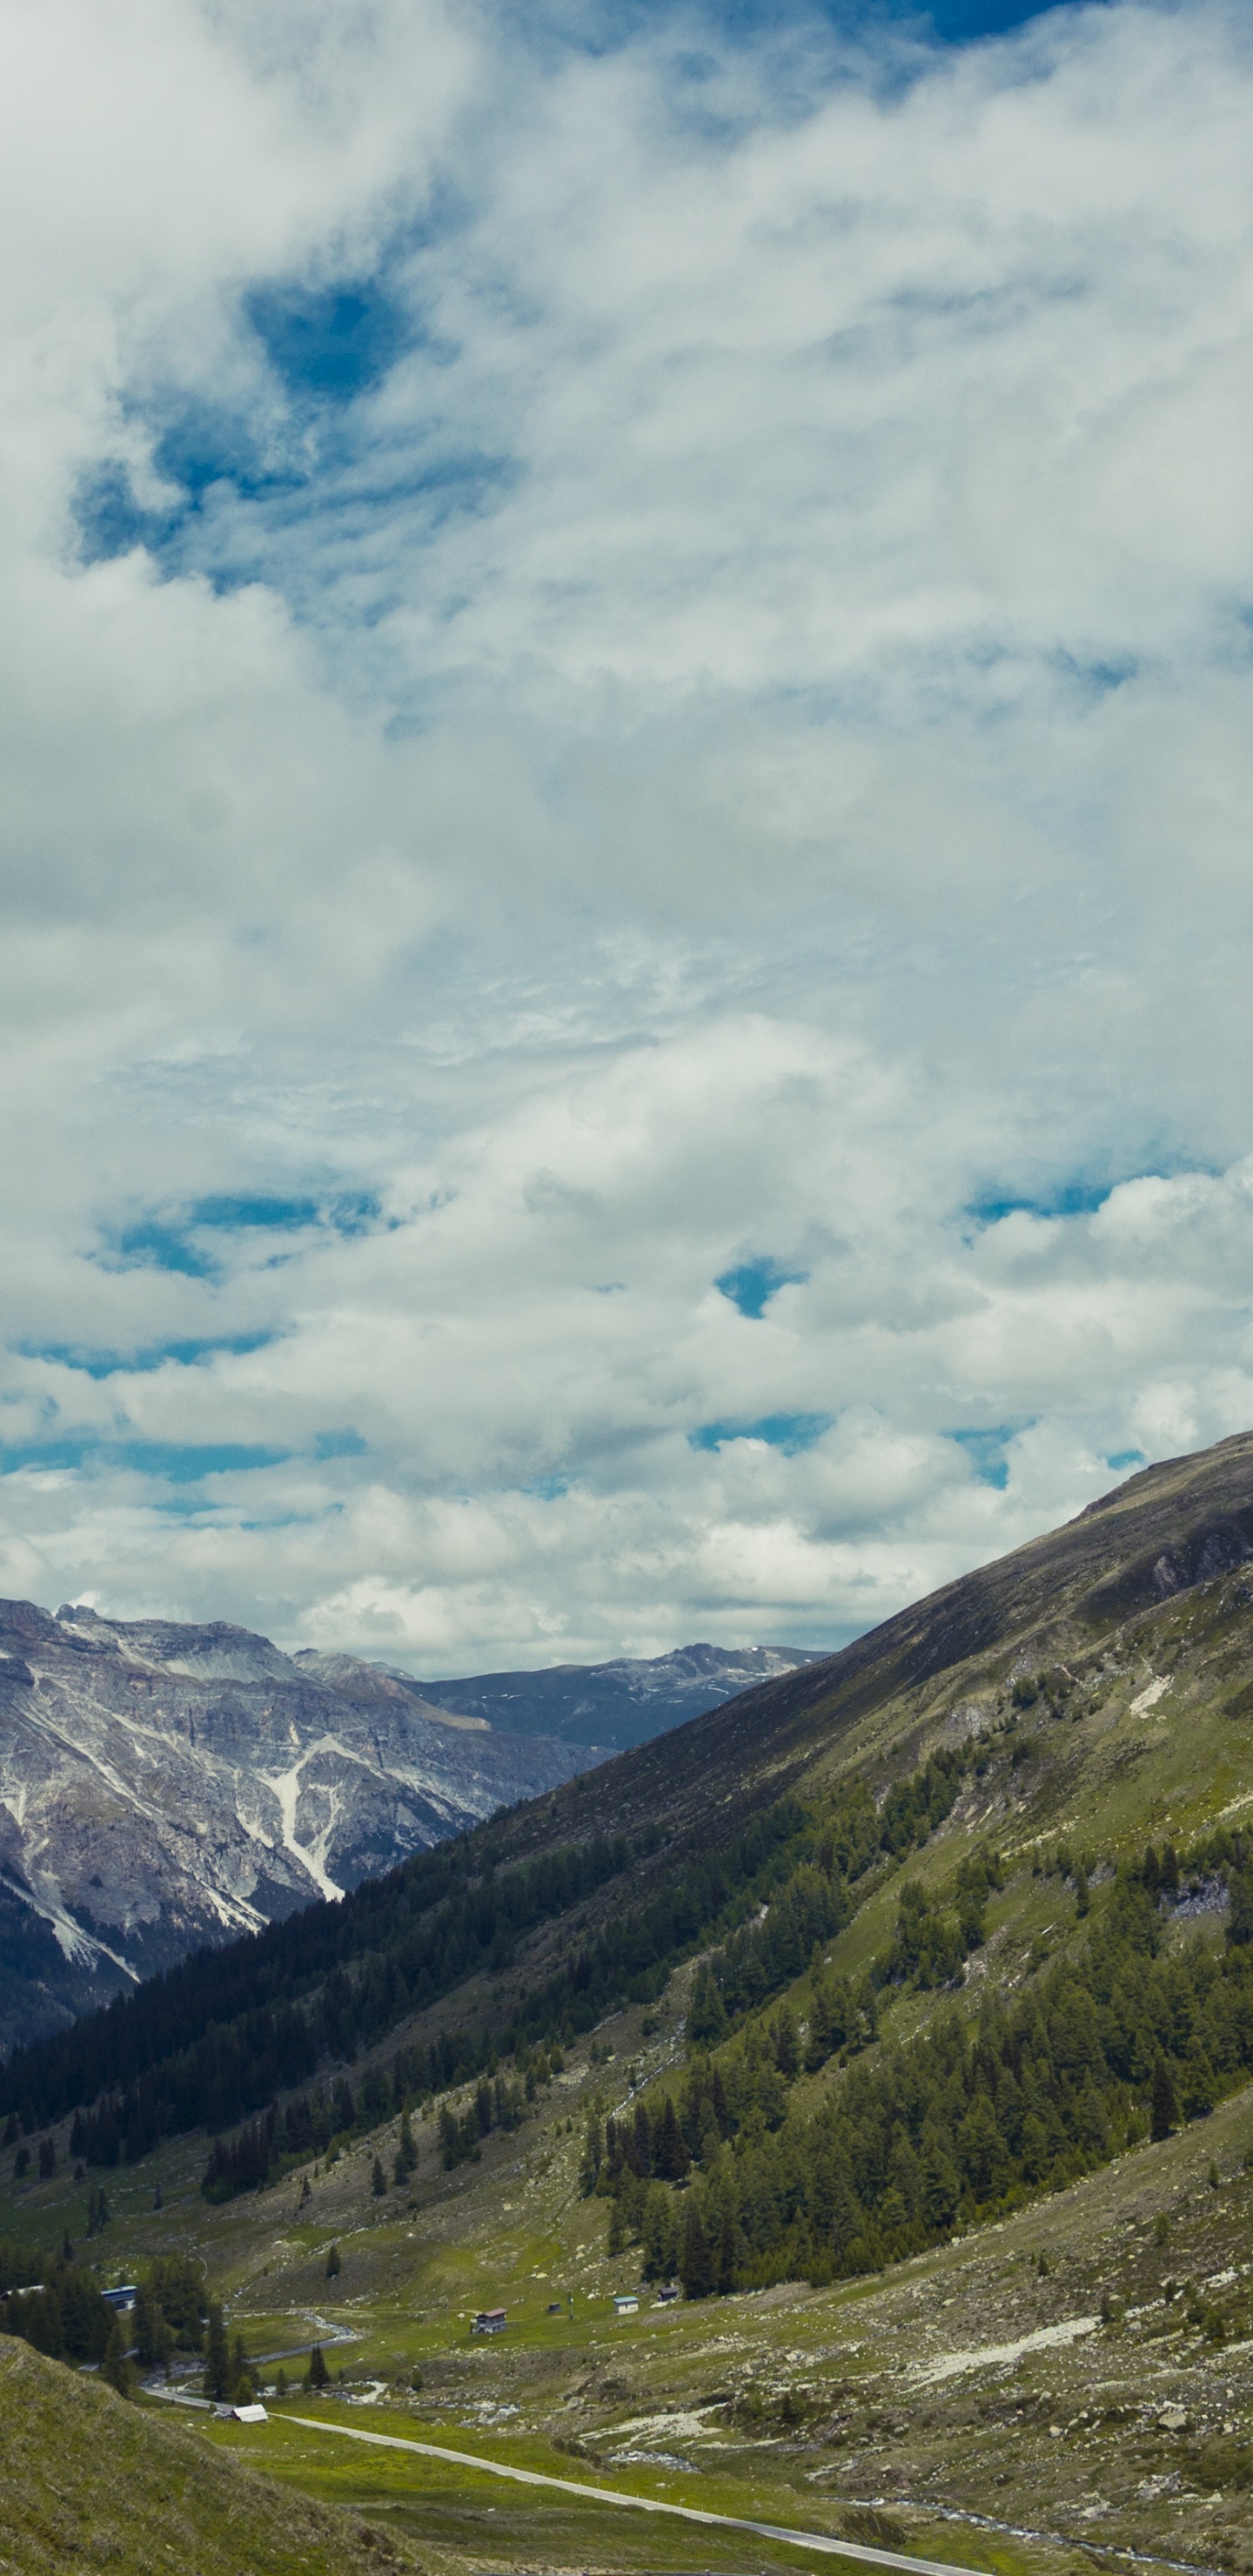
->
946;1423;1028;1487
715;1255;807;1318
690;1412;831;1453
99;1218;220;1278
246;278;409;406
968;1177;1113;1227
0;1438;289;1482
19;1332;274;1380
1105;1447;1146;1472
190;1194;325;1231
96;1191;382;1274
312;1429;368;1461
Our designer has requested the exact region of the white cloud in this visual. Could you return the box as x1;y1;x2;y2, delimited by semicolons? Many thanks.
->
0;0;1251;1667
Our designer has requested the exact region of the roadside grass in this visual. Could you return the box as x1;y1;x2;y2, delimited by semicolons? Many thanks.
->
197;2399;1046;2576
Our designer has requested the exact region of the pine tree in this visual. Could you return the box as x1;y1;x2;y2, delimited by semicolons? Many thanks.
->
204;2301;230;2400
679;2203;714;2299
372;2155;386;2197
919;2132;961;2230
687;1965;727;2047
654;2096;691;2181
305;2343;328;2391
1229;1866;1253;1947
132;2282;161;2365
772;2006;800;2079
579;2114;602;2197
103;2317;133;2399
325;2242;341;2280
1151;2058;1178;2143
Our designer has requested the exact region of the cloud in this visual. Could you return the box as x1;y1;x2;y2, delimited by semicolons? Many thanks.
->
0;0;1251;1665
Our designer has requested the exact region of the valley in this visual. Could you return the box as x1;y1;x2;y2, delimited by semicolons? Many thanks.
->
6;1432;1253;2573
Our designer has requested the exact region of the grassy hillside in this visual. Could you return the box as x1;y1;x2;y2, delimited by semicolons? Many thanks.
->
6;1430;1253;2571
0;2332;415;2576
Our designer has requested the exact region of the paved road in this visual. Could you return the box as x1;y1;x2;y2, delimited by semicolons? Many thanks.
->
282;2413;993;2576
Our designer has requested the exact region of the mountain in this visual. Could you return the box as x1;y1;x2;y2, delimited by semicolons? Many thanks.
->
7;1431;1253;2575
410;1640;827;1749
7;1433;1253;2573
0;1599;598;2049
10;1424;1253;2130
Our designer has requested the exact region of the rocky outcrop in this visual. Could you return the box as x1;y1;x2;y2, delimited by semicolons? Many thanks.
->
0;1600;595;2047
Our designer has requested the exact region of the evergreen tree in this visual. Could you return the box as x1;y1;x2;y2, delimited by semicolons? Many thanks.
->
1229;1866;1253;1948
132;2281;162;2365
679;2203;715;2298
325;2242;341;2280
305;2344;328;2391
102;2317;133;2399
687;1964;727;2047
1151;2058;1178;2143
372;2155;386;2197
919;2132;961;2231
654;2096;691;2181
772;2006;800;2079
204;2301;230;2400
579;2114;602;2196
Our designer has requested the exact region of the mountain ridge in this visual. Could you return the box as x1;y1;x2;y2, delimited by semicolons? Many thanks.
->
0;1598;594;2050
409;1641;826;1749
7;1432;1253;2576
10;1427;1253;2131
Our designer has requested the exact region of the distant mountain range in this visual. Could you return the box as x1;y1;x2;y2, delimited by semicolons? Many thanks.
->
0;1606;821;2049
412;1640;827;1749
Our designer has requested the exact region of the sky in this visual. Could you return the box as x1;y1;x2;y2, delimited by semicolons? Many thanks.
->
3;0;1253;1674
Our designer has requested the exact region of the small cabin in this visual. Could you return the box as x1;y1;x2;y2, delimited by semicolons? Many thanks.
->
233;2402;268;2423
612;2294;639;2316
654;2284;680;2304
472;2308;507;2335
101;2285;137;2312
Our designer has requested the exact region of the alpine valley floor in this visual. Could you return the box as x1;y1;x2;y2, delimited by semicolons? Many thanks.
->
7;1435;1253;2573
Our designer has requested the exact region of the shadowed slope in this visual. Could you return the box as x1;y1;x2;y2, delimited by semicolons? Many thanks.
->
0;2336;413;2576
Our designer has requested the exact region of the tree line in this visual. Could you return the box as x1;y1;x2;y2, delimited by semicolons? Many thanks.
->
585;1835;1253;2299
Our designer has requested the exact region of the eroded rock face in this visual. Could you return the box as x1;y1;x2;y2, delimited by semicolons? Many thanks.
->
0;1600;594;2047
